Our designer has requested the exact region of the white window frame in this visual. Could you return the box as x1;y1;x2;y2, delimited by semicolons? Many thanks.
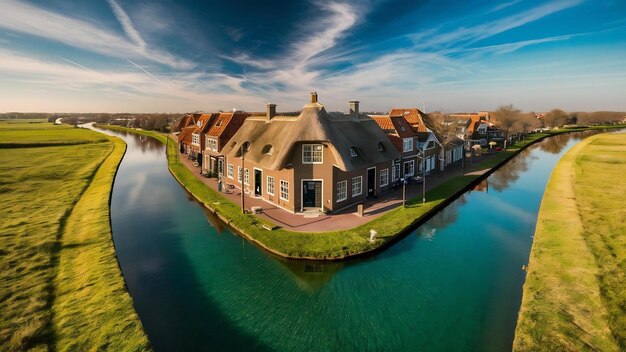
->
380;169;389;187
404;160;415;177
238;166;242;183
192;133;200;145
280;180;289;201
227;164;234;179
392;163;400;181
352;176;362;197
267;176;275;196
207;138;218;151
244;168;250;185
336;180;347;202
403;138;413;152
302;144;323;164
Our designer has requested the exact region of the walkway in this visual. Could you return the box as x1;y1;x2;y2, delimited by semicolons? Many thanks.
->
175;146;495;232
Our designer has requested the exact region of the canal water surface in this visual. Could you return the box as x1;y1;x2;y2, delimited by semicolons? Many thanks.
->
96;128;601;351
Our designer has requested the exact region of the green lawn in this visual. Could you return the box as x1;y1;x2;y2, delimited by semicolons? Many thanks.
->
0;123;107;147
0;122;148;351
514;132;626;351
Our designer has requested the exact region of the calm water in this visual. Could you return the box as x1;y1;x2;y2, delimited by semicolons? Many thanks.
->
95;127;601;351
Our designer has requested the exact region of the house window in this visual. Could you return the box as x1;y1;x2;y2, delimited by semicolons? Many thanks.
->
350;147;358;157
352;176;362;196
302;144;323;163
238;166;242;182
336;180;347;202
280;180;289;200
426;140;435;150
227;164;234;179
380;169;389;187
192;134;200;145
207;138;218;151
267;176;275;195
392;163;400;181
215;119;222;127
244;168;250;185
403;138;413;152
378;142;385;152
404;160;415;177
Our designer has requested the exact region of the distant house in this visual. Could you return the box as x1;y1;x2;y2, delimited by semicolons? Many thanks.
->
221;93;400;214
172;113;201;133
444;136;465;166
202;110;250;176
450;112;502;146
372;108;446;180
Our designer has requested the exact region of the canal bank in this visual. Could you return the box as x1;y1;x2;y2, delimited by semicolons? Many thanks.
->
96;124;625;260
92;125;607;351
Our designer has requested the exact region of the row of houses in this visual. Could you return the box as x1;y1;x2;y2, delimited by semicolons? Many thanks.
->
175;93;465;214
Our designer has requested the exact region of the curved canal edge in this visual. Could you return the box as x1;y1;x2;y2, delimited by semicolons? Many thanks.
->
514;131;626;351
95;124;626;261
53;129;150;351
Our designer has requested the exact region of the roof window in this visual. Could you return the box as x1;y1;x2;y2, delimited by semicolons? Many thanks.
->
350;147;358;157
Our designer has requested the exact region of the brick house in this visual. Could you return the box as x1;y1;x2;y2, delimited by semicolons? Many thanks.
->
201;110;250;176
221;93;400;214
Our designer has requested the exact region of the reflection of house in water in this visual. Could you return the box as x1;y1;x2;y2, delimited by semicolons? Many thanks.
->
274;259;344;293
473;179;489;192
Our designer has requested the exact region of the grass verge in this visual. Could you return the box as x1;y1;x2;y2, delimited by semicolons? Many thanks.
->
0;122;148;351
97;124;615;259
514;132;626;351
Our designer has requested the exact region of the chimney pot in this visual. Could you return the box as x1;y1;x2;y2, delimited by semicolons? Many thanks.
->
266;103;276;120
310;91;318;103
349;100;360;120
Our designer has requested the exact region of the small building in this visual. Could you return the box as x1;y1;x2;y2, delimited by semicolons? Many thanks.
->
221;93;400;214
202;110;250;176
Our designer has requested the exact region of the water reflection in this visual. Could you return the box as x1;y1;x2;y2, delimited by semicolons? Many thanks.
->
91;124;623;352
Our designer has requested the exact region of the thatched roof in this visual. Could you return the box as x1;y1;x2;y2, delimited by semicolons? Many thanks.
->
221;97;399;172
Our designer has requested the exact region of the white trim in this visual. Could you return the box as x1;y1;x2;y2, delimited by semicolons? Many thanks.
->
253;167;263;196
352;176;363;197
266;175;275;196
192;133;200;145
380;168;389;187
403;160;415;177
227;163;234;179
302;144;323;164
367;166;376;196
402;138;413;152
336;180;347;202
279;179;289;201
300;179;324;210
244;168;250;185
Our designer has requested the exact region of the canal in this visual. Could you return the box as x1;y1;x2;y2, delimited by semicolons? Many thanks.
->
95;127;600;351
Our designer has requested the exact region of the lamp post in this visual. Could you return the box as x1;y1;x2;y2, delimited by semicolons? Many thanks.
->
401;177;406;207
241;143;245;214
417;149;426;204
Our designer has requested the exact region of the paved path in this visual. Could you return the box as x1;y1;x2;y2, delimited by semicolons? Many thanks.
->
175;144;496;232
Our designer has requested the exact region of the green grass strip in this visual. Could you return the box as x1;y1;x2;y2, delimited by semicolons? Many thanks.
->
514;132;626;351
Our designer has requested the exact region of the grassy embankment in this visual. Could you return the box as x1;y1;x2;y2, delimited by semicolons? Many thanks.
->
514;132;626;351
99;124;572;259
0;122;148;351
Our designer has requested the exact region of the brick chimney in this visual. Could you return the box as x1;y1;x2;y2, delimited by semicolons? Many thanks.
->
266;103;276;120
350;100;360;121
310;91;318;103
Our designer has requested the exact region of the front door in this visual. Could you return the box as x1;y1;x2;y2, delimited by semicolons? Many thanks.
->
254;169;262;196
302;181;322;208
367;168;376;197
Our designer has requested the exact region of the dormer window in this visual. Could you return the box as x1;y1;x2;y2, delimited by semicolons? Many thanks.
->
303;144;323;163
350;147;358;157
262;144;273;155
197;120;202;127
403;138;413;152
378;142;385;152
215;119;222;127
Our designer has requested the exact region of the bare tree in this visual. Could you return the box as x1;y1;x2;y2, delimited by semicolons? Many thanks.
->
543;109;568;127
493;104;521;138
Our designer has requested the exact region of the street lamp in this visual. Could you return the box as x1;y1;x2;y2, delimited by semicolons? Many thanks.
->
417;148;426;204
240;143;247;214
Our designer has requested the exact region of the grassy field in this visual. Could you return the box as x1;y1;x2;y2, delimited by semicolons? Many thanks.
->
0;122;148;351
514;132;626;351
98;125;559;259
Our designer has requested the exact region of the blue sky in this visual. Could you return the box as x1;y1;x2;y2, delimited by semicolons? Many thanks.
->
0;0;625;113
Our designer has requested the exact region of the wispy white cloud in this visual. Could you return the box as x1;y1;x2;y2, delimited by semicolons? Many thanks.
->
485;0;523;14
0;0;191;69
106;0;146;50
127;59;172;90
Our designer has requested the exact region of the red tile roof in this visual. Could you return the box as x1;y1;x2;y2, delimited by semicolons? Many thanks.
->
389;108;428;132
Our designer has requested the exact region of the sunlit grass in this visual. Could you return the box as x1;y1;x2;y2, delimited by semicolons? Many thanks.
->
0;122;148;351
514;132;626;351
